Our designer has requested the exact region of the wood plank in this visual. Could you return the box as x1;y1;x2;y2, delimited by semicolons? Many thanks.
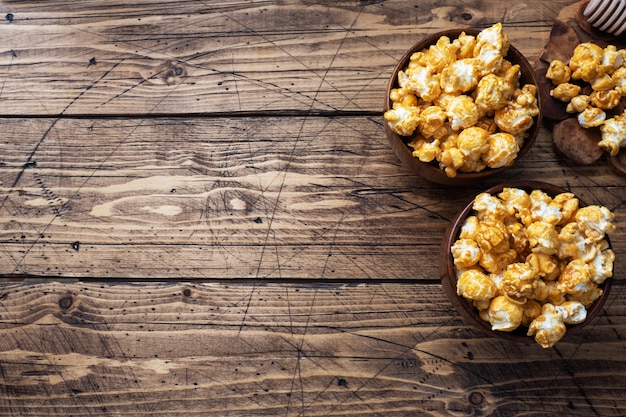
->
1;116;624;279
0;0;575;115
1;281;625;416
0;115;453;279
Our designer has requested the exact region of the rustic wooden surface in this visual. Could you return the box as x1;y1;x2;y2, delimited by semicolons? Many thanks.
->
1;0;626;415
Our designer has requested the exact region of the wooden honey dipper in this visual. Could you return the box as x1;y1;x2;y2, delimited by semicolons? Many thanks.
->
582;0;626;36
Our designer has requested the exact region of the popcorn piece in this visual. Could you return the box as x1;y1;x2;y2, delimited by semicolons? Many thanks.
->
550;83;582;102
473;191;508;221
474;73;514;113
502;262;537;298
482;132;520;168
600;45;623;74
475;218;510;253
551;192;579;225
498;62;521;88
530;278;549;301
456;126;490;161
484;295;523;332
599;111;626;156
590;89;621;109
473;298;492;312
418;105;448;139
526;252;559;281
475;44;505;76
527;303;567;348
474;22;509;57
479;248;518;274
527;221;559;255
451;238;482;268
529;189;562;225
589;240;615;284
440;58;481;94
446;95;480;131
557;222;595;262
494;85;539;135
433;92;457;112
575;205;617;241
407;51;427;69
521;299;543;327
545;280;567;306
456;269;497;301
557;259;595;295
508;222;530;255
459;159;486;173
612;66;626;95
569;42;605;82
498;187;531;224
517;83;539;107
383;103;421;136
389;88;418;107
590;74;615;92
546;59;571;85
566;95;590;113
459;215;480;239
556;300;587;325
567;284;603;308
410;138;441;163
426;36;457;73
577;106;606;128
439;146;465;178
453;32;477;59
399;67;442;102
474;116;498;134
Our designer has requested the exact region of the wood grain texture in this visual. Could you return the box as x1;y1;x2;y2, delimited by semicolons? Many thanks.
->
1;116;624;279
1;281;626;416
0;0;571;115
3;0;626;415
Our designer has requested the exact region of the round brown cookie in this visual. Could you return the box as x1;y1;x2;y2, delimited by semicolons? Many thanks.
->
552;117;604;164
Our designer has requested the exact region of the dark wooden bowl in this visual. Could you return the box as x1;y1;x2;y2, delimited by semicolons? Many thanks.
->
440;180;613;344
384;29;542;186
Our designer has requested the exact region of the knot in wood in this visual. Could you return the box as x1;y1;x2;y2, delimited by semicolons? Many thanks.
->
468;391;484;406
162;62;187;85
58;295;74;311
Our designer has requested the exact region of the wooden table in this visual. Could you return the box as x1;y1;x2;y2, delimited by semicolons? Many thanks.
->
1;0;625;415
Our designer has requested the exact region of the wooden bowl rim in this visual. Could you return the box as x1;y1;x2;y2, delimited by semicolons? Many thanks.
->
440;180;613;343
384;28;543;186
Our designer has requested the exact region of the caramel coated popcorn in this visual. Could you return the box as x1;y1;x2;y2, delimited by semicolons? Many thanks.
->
452;188;616;348
546;41;626;156
385;24;539;178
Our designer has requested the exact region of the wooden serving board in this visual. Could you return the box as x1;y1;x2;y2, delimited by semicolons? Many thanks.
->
535;0;626;173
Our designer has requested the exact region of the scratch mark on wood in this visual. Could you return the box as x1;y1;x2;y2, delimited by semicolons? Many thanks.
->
238;284;256;336
554;346;601;416
284;288;318;416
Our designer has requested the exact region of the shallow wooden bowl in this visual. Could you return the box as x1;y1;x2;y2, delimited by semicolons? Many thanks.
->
440;180;613;344
384;29;542;186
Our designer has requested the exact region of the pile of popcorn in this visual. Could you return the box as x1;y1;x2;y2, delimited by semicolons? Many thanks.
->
546;42;626;156
451;187;616;348
384;23;539;178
